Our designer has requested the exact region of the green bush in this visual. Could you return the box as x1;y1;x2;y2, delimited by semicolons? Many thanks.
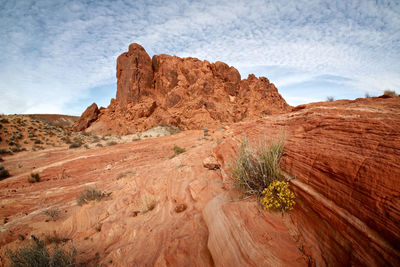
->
170;145;186;158
77;187;103;206
326;96;334;102
0;148;11;155
0;165;10;180
7;237;76;267
28;173;40;183
68;143;81;149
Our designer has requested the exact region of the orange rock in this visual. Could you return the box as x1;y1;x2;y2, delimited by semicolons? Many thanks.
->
116;43;154;107
2;69;399;266
215;96;400;266
78;43;290;135
202;155;221;170
72;103;99;131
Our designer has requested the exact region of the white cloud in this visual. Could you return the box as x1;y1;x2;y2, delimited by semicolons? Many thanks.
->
0;0;399;114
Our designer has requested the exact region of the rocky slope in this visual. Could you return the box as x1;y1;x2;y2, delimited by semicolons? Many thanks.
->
75;43;290;135
0;114;86;153
1;96;399;266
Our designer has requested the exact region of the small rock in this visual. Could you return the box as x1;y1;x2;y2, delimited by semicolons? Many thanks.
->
174;204;187;213
203;156;220;170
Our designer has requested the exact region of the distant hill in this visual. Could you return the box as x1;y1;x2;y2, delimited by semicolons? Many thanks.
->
26;114;79;128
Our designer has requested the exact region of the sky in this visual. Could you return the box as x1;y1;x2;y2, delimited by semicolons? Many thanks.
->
0;0;399;115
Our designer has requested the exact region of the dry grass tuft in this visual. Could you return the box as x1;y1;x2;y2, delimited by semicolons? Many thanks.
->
43;207;60;221
7;237;76;267
77;187;103;206
231;137;284;196
170;145;186;158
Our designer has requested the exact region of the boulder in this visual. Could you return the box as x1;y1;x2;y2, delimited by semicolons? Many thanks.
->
73;103;99;131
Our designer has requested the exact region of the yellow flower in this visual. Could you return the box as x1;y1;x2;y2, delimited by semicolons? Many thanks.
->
261;180;295;212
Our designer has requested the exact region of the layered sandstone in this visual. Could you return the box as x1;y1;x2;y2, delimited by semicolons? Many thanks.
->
1;97;399;266
75;43;290;135
214;96;400;266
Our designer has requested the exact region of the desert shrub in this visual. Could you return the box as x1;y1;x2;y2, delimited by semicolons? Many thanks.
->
170;145;186;158
28;173;40;183
7;237;76;267
69;142;81;149
231;138;284;195
77;187;103;206
43;207;60;221
384;90;398;97
95;143;103;147
94;223;102;232
326;96;334;102
45;231;69;245
0;148;11;155
230;137;295;213
10;146;21;153
0;165;10;180
261;180;295;212
106;141;117;146
8;141;17;146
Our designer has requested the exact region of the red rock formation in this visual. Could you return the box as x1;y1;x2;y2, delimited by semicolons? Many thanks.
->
116;43;154;107
73;103;99;131
214;96;400;266
78;43;290;135
1;97;399;266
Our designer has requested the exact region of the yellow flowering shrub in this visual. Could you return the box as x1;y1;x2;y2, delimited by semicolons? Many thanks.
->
261;180;295;212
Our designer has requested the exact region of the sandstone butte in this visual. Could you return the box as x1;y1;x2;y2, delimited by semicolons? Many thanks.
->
0;45;399;267
73;43;290;134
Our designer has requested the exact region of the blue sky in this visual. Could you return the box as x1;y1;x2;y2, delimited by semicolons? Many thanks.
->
0;0;399;115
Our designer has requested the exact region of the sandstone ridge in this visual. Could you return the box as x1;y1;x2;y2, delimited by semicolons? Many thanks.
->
75;43;290;134
1;97;399;266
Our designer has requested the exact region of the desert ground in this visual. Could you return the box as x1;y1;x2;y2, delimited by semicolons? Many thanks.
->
1;96;399;266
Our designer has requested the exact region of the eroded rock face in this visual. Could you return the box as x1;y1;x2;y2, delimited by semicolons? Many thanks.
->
72;103;99;131
214;97;400;266
80;43;290;135
1;97;399;266
116;43;154;107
